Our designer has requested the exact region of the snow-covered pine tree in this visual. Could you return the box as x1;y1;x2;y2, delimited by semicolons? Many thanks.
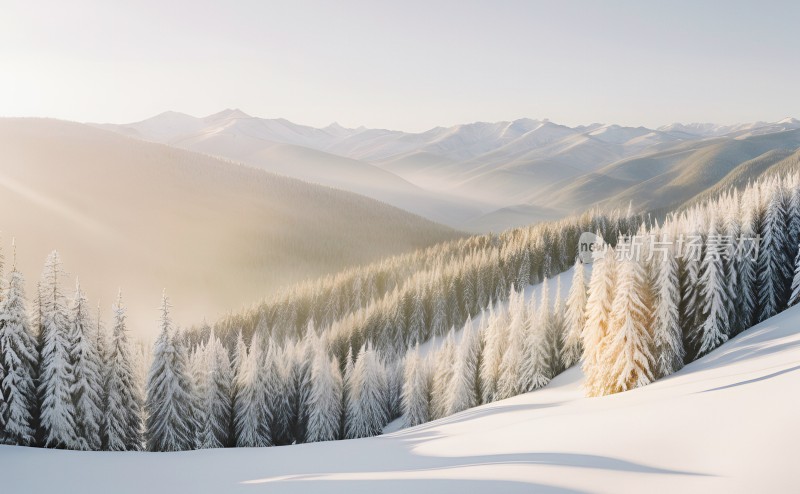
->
38;251;78;449
596;258;654;395
690;216;731;359
479;304;505;404
430;328;456;419
0;247;38;445
265;339;290;445
548;277;566;375
146;293;196;451
758;183;791;321
582;243;617;396
345;344;389;439
305;342;342;443
233;337;271;447
522;286;551;390
103;290;142;451
401;344;430;427
200;333;234;449
738;188;760;329
651;240;684;378
68;279;104;450
385;357;404;420
679;211;702;351
789;245;800;308
724;199;743;335
496;289;526;399
447;316;481;415
561;258;588;369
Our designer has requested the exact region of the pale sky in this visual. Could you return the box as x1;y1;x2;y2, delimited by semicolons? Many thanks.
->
1;0;798;131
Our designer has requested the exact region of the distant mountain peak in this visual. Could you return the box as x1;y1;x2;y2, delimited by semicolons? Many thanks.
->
203;108;251;123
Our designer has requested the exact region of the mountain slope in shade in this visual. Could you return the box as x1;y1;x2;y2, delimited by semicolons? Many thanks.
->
0;118;461;339
2;283;798;493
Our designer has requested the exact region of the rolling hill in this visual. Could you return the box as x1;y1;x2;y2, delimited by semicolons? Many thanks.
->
0;118;462;339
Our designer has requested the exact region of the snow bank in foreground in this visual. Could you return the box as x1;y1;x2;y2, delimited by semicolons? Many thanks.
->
2;300;799;493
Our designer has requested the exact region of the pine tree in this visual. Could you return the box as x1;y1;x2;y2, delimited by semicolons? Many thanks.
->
266;341;291;445
479;305;505;404
38;251;78;449
401;344;430;427
103;290;142;451
561;259;587;369
758;185;791;321
0;249;38;445
146;293;195;451
69;279;104;450
582;244;617;396
233;338;271;447
200;333;234;449
596;259;654;395
692;218;730;359
345;344;388;438
548;277;565;375
738;189;760;329
789;245;800;308
496;289;526;399
651;245;684;377
306;343;342;443
430;329;456;419
522;287;551;390
447;317;481;415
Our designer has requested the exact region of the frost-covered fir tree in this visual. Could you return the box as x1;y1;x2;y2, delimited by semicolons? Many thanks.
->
69;279;104;450
789;245;800;308
430;328;456;419
479;305;505;404
758;184;791;321
306;343;342;443
596;259;654;395
496;289;527;399
102;290;142;451
692;217;730;359
738;188;760;329
199;333;234;449
345;344;388;439
521;286;552;390
548;277;566;375
38;251;78;449
651;241;684;378
447;316;481;416
0;249;38;445
561;259;588;369
266;341;291;445
233;338;271;447
146;293;196;451
401;344;430;427
582;244;617;396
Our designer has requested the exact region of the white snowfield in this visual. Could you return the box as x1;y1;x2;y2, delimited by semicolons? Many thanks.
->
2;305;799;493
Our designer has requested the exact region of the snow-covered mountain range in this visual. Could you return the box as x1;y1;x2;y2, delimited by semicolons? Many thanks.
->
100;111;800;231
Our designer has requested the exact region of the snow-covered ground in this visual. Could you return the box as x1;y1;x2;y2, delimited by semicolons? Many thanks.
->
3;289;799;493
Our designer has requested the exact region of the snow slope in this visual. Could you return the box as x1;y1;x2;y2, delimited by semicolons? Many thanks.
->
3;283;798;493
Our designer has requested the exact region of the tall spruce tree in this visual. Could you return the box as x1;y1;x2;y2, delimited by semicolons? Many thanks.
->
38;251;78;449
146;293;195;451
69;279;104;450
0;248;38;445
103;290;142;451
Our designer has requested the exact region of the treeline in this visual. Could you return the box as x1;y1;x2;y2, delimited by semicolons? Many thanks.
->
10;171;800;452
0;249;144;449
